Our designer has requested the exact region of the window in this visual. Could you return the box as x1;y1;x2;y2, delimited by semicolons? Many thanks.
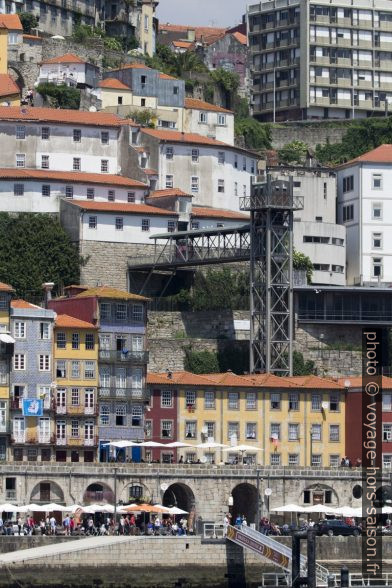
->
40;322;50;340
205;421;215;439
311;454;322;467
71;388;79;406
16;154;25;168
329;394;339;411
115;217;124;231
228;422;239;441
165;174;173;188
86;188;94;200
289;393;299;411
234;182;238;197
14;321;26;339
166;147;174;160
251;160;255;174
16;125;25;140
141;75;147;85
372;232;382;249
100;405;110;426
71;360;80;378
186;390;196;407
132;335;143;351
270;423;281;440
228;392;239;410
114;304;126;321
141;219;150;232
41;155;49;169
14;354;25;370
132;304;143;321
383;393;392;412
218;114;226;126
39;355;50;371
342;204;354;222
161;389;173;407
311;394;321;411
73;157;81;171
199;111;207;123
65;186;73;199
218;151;225;164
218;179;225;193
288;423;299;440
384;424;392;441
329;454;340;467
167;220;176;233
311;424;322;441
191;177;199;193
56;360;66;378
329;424;340;442
115;404;126;426
289;454;299;466
88;216;97;229
101;159;109;173
373;257;383;278
205;390;215;409
271;393;281;410
141;98;146;107
342;175;354;193
372;202;382;220
185;421;196;439
191;221;199;230
41;127;50;140
246;392;256;410
173;86;179;95
234;154;238;169
191;148;199;163
101;131;109;145
372;173;382;189
42;185;50;197
73;129;81;142
243;185;247;197
242;157;247;171
127;192;135;203
145;419;152;438
71;420;79;438
270;453;281;466
161;420;173;438
85;333;94;350
84;361;95;379
246;422;257;439
14;183;24;196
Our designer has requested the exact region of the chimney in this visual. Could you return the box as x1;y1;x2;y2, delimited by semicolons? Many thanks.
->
42;282;55;308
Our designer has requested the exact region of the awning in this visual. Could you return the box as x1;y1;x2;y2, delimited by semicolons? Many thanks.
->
0;334;15;344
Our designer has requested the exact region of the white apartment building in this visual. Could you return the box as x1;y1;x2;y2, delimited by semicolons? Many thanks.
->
38;53;99;88
248;0;392;121
269;166;346;285
337;144;392;285
137;128;258;212
183;98;235;146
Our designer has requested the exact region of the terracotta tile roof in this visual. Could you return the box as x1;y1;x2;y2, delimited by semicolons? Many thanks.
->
244;373;300;388
0;169;147;189
143;168;158;175
99;78;131;90
286;375;344;389
159;73;178;80
172;41;193;49
0;74;20;98
149;188;192;199
232;31;247;45
0;281;14;292
338;376;392;390
41;53;86;65
141;128;227;147
192;206;249;220
73;285;148;302
55;313;97;329
0;14;22;30
11;299;40;309
23;34;42;42
118;118;139;127
339;144;392;168
205;372;257;387
184;97;233;114
159;24;227;44
147;371;218;386
0;106;121;127
108;63;152;72
67;200;178;216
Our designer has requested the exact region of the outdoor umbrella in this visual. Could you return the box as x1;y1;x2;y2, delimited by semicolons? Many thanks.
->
168;506;189;515
196;442;228;449
302;504;337;514
383;506;392;515
222;445;264;452
164;442;196;448
0;503;27;513
24;504;47;512
122;503;168;513
139;441;165;447
333;506;359;517
41;503;68;512
271;504;307;513
103;441;139;448
64;504;83;513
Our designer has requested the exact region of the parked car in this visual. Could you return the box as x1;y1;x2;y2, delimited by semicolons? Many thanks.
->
315;519;361;537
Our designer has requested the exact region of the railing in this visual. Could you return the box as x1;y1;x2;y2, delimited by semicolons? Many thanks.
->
240;183;304;211
67;436;98;447
13;434;26;443
203;523;225;539
98;387;149;401
56;405;66;414
99;350;149;363
56;436;66;446
5;491;16;501
64;405;97;416
38;435;50;444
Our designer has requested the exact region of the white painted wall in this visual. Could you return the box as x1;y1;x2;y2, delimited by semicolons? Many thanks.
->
39;63;88;85
183;108;235;145
192;218;248;230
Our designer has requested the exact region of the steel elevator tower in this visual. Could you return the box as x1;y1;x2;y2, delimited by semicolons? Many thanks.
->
240;176;304;376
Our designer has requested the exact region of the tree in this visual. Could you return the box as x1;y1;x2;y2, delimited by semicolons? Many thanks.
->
292;351;315;376
293;249;313;284
278;140;308;165
0;213;81;302
127;109;155;127
36;83;81;110
235;118;271;150
184;348;219;374
210;68;240;94
19;12;39;34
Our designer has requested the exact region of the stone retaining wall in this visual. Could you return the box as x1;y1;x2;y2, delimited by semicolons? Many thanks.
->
270;122;349;150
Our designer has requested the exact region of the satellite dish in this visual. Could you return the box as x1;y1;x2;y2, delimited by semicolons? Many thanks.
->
89;106;97;112
344;379;351;388
200;456;207;464
264;488;272;496
271;433;278;441
321;401;329;410
160;483;168;492
51;35;65;40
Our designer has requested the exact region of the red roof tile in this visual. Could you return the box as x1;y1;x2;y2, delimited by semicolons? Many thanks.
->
0;74;20;98
0;106;120;127
0;169;147;189
172;41;193;49
232;31;247;45
108;63;152;72
338;376;392;390
147;371;218;386
55;314;97;329
11;299;40;309
286;375;344;389
99;78;131;90
185;97;233;114
149;188;192;199
192;206;249;221
205;372;256;387
41;53;86;65
0;281;14;292
159;23;227;44
143;168;158;175
23;34;42;42
118;118;139;127
339;144;392;167
67;200;178;216
243;373;300;388
141;128;227;146
0;14;22;30
159;72;178;80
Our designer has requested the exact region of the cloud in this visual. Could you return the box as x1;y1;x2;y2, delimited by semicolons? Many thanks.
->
156;0;247;27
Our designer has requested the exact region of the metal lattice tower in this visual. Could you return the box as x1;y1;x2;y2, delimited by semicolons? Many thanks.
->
240;175;304;376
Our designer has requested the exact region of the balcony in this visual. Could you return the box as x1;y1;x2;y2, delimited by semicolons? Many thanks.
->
12;433;26;444
56;436;66;446
38;435;50;444
61;405;98;416
99;350;149;363
98;387;150;401
67;436;98;447
56;404;66;415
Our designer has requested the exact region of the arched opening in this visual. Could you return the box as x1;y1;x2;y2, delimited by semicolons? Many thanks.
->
163;483;196;530
375;485;392;508
83;482;114;504
232;483;258;524
7;66;24;92
30;480;64;504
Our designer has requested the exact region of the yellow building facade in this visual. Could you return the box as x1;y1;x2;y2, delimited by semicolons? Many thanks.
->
0;18;21;105
54;314;99;462
0;281;14;460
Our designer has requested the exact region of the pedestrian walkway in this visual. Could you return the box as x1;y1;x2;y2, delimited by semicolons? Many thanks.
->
0;535;139;565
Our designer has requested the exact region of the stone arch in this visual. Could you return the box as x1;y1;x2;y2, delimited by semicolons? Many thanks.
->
162;483;196;530
30;480;64;503
300;483;339;507
120;481;152;504
7;65;25;91
375;485;392;507
83;482;114;504
232;483;258;524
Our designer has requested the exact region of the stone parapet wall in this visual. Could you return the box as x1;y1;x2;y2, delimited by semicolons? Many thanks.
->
147;310;250;340
270;122;349;151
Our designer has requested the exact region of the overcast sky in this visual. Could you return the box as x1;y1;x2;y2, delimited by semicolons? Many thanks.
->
156;0;249;27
